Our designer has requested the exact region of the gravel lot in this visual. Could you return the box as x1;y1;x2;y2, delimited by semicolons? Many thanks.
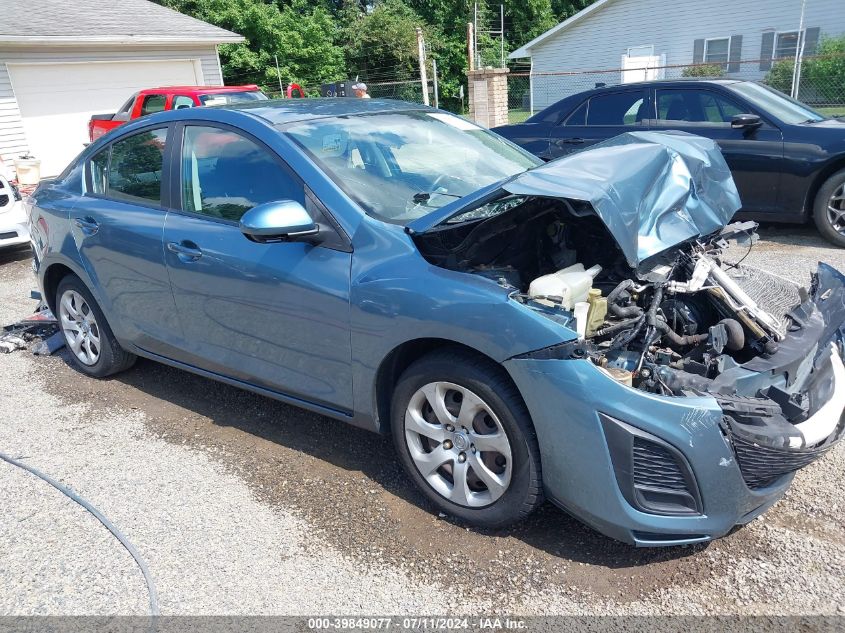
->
0;226;844;617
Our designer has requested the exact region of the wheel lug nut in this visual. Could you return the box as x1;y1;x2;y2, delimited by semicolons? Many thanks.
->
458;452;466;463
443;440;453;450
446;424;454;432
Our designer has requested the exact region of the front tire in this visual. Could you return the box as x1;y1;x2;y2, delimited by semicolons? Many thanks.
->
56;274;136;377
813;169;845;247
391;349;543;528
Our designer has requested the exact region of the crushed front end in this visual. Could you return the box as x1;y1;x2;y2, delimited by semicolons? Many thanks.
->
412;131;845;544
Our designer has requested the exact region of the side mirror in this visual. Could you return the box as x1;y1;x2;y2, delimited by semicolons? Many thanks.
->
239;200;319;243
731;113;762;129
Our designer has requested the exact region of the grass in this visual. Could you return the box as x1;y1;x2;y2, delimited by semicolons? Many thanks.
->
817;106;845;117
508;109;532;124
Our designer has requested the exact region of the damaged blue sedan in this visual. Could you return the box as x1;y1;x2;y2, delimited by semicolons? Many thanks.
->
28;100;845;546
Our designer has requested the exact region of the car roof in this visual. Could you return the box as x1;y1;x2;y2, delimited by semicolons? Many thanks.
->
140;85;261;95
221;98;431;126
587;78;744;94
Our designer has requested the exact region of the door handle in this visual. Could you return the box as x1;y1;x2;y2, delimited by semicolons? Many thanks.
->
167;240;203;261
73;217;99;236
557;137;585;145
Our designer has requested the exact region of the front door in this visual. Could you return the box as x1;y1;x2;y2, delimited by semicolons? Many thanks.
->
548;88;651;159
649;88;784;215
73;125;182;355
162;124;354;411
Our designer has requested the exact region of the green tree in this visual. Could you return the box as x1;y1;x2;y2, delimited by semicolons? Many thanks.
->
508;0;556;47
154;0;346;92
550;0;594;21
341;0;436;83
681;64;725;78
804;35;845;105
764;57;796;94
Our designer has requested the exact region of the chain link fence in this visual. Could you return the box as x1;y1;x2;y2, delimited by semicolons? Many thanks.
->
508;53;845;121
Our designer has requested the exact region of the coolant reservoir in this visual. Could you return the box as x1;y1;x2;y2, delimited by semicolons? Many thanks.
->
529;264;602;309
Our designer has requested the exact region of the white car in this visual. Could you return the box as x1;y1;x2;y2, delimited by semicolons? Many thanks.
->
0;174;30;250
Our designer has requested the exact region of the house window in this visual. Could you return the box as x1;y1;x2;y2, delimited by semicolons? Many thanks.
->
627;45;655;58
704;38;730;65
775;31;800;59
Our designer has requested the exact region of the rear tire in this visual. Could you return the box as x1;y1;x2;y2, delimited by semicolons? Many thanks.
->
56;274;136;378
391;349;543;528
813;169;845;247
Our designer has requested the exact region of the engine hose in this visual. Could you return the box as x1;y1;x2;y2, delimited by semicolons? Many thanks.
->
719;318;745;351
594;316;642;338
654;318;709;348
0;450;160;616
607;279;644;319
609;315;646;350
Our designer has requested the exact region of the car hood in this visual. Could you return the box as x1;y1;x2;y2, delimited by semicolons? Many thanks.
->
407;130;741;268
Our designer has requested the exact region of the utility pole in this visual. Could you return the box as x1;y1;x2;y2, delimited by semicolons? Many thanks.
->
791;0;807;99
500;4;505;69
274;54;283;95
416;27;430;106
431;57;439;109
467;22;475;71
473;2;479;69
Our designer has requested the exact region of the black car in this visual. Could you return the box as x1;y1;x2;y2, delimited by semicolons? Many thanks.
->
494;79;845;246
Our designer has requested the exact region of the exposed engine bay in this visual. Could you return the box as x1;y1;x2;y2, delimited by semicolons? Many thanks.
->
413;195;845;456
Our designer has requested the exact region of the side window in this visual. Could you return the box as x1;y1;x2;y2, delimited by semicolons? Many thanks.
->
140;94;166;116
90;149;109;195
107;128;168;204
181;126;303;222
657;90;746;123
586;90;647;126
172;95;194;110
564;100;588;126
117;95;136;115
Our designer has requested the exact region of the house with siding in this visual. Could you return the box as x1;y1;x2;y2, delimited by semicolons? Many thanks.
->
0;0;242;176
510;0;845;110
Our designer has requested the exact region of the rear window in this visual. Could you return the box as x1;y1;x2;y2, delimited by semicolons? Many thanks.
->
89;127;167;205
140;94;166;116
586;90;647;126
199;91;268;106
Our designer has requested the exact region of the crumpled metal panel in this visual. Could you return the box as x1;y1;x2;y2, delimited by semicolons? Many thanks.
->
502;131;741;267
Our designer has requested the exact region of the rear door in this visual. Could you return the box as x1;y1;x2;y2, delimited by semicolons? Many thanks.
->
648;87;783;214
161;123;354;411
74;125;182;354
548;88;651;159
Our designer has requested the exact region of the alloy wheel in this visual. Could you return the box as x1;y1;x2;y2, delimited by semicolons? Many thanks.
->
59;289;101;366
827;183;845;234
404;381;512;508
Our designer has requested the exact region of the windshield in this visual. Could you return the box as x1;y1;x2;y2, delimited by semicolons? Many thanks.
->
199;91;268;106
728;81;826;124
282;111;541;223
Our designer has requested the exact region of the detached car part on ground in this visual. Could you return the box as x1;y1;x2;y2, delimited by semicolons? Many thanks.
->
27;102;845;546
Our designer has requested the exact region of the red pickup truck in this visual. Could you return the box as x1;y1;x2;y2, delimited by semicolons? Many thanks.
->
88;85;267;142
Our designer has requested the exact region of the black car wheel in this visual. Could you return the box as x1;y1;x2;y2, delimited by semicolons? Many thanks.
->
56;274;136;377
391;349;543;528
813;169;845;247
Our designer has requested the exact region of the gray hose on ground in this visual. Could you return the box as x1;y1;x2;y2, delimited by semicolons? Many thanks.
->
607;279;644;319
0;450;160;616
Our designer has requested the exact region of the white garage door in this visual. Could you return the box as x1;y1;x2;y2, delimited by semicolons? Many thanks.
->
8;59;201;176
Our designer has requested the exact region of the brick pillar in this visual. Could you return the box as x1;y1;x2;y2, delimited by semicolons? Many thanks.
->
466;68;509;128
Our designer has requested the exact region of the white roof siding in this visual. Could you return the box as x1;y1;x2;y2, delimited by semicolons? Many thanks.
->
0;0;242;44
0;45;224;168
527;0;845;74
